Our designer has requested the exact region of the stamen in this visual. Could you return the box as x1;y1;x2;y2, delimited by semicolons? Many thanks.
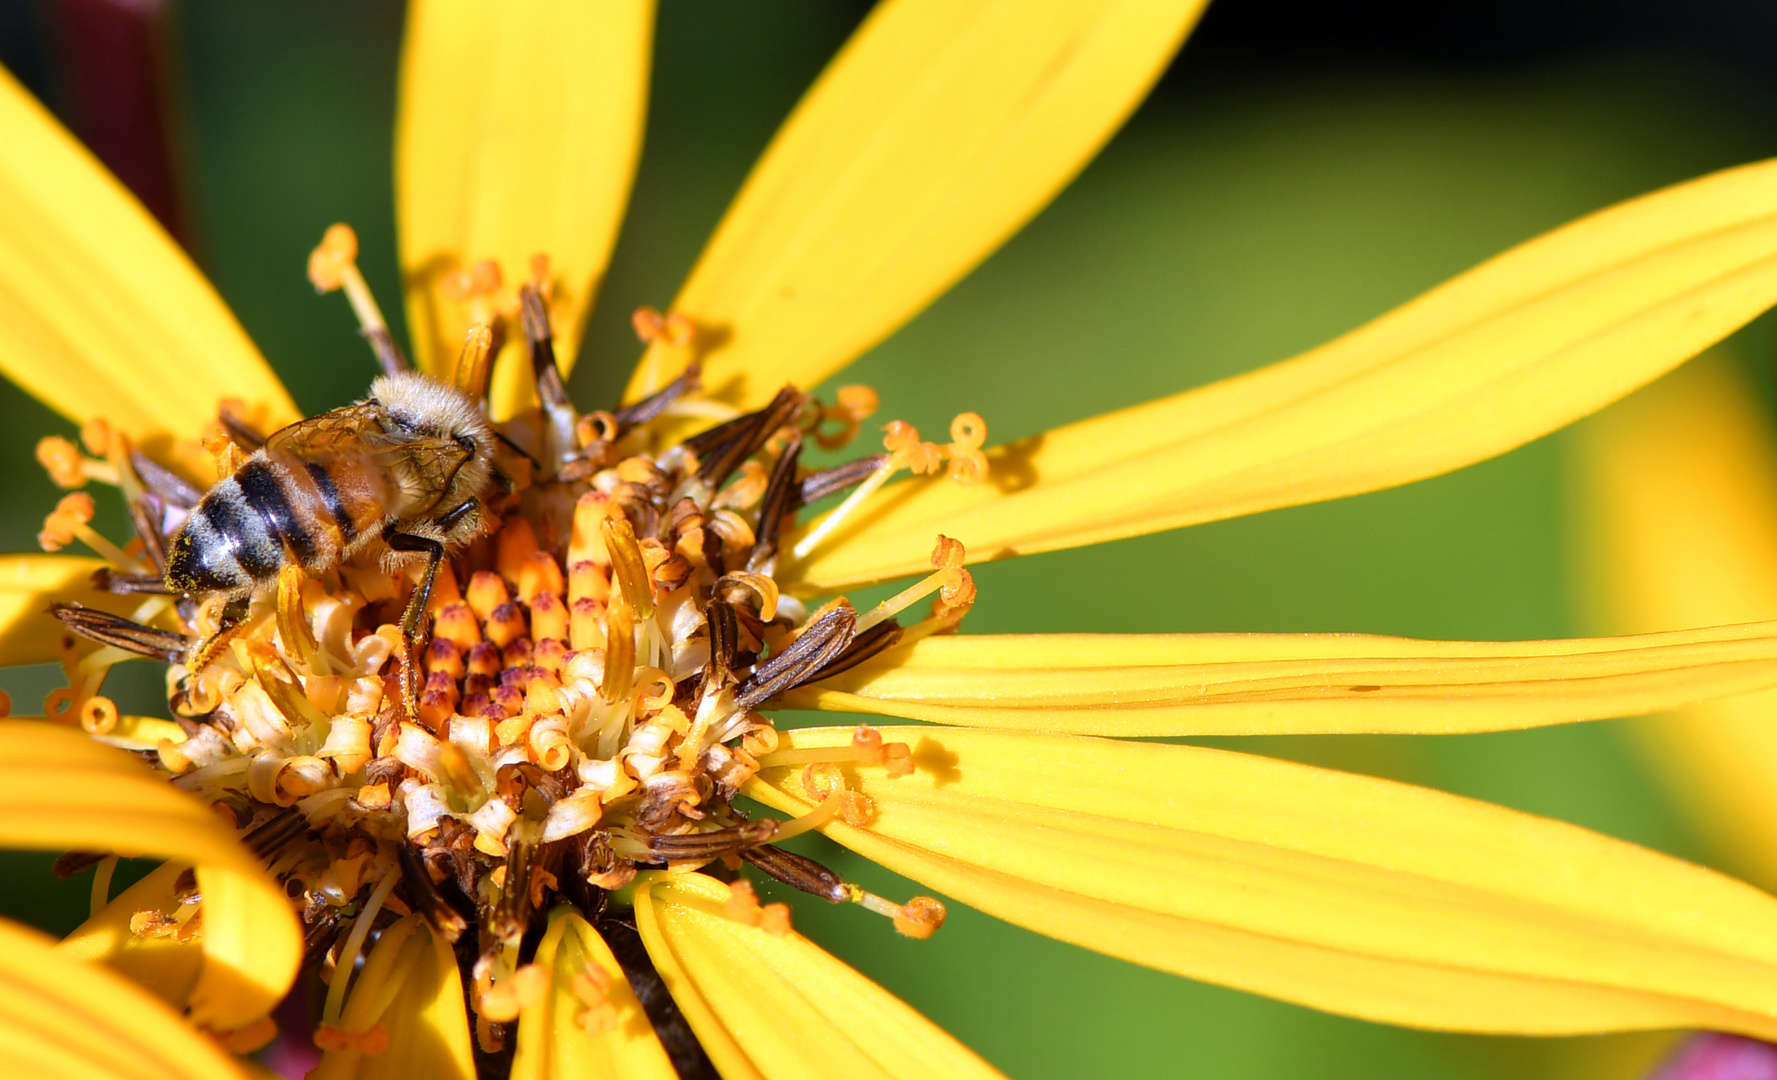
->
854;535;972;635
39;493;142;570
89;854;119;918
454;324;494;398
321;860;400;1028
791;414;987;562
846;887;947;940
308;224;408;377
815;385;880;450
602;518;654;619
723;879;792;936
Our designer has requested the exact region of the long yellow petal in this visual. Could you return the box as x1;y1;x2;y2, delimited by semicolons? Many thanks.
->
0;721;300;1032
312;913;473;1080
0;915;255;1080
782;622;1777;735
633;872;1006;1080
312;914;473;1080
1573;356;1777;888
0;68;296;443
623;0;1206;407
789;157;1777;590
398;0;653;418
0;553;126;667
747;726;1777;1036
59;862;203;1011
510;908;676;1080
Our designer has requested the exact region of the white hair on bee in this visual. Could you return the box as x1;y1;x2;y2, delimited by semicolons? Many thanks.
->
368;371;492;444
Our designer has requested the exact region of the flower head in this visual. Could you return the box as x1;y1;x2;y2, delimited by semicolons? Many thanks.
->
11;2;1777;1079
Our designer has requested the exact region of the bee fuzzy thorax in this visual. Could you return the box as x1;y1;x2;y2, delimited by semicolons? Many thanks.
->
37;231;991;1058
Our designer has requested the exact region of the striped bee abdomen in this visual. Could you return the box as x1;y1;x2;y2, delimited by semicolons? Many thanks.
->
163;449;388;596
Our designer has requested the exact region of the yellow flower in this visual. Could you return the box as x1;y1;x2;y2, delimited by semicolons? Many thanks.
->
8;2;1777;1078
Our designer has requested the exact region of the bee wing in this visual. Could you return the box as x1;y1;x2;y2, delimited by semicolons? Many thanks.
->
263;406;470;516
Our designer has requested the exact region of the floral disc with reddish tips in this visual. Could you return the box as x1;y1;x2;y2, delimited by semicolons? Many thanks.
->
35;229;983;1057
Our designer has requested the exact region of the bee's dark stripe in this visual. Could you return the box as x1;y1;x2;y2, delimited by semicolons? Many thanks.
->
305;462;357;546
198;481;281;580
236;459;316;565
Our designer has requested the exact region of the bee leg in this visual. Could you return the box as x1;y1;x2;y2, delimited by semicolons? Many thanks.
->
386;530;446;722
190;596;252;671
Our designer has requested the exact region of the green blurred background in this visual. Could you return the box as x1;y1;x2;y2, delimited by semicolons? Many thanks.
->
5;1;1777;1076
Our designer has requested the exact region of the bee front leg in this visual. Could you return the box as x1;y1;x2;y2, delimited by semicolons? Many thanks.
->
386;530;446;723
387;502;476;723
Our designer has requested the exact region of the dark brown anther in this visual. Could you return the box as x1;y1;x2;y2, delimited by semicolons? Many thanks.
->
494;761;571;804
519;284;580;476
301;907;345;969
704;600;739;687
791;453;890;510
694;386;803;490
647;819;779;861
242;807;310;860
363;326;410;378
733;603;857;711
613;362;702;434
48;603;189;662
90;568;174;595
126;497;170;574
129;449;201;508
52;851;106;879
484;840;537;951
742;845;849;903
747;432;803;574
519;285;571;412
681;410;757;460
217;405;266;451
398;843;469;943
796;619;904;686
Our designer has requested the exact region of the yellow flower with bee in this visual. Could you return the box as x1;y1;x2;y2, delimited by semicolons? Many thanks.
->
11;2;1777;1079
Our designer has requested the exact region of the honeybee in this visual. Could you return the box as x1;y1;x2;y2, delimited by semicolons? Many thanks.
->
164;372;505;688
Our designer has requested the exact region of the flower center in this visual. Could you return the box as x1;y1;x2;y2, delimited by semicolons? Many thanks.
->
37;225;979;1054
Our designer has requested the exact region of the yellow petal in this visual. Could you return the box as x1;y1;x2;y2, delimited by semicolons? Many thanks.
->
0;915;255;1080
782;622;1777;735
60;862;203;1011
789;157;1777;590
1573;356;1777;888
312;914;474;1080
633;872;1006;1080
0;67;296;443
398;0;654;418
747;726;1777;1036
0;553;126;667
624;0;1207;407
510;907;676;1080
0;721;300;1031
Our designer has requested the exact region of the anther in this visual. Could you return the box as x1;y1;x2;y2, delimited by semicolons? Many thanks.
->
568;560;611;606
426;638;465;681
454;324;494;398
516;550;564;604
630;306;696;348
601;518;654;619
467;641;503;678
724;879;792;936
815;385;880;450
485;603;527;647
466;572;511;621
570;598;605;651
309;224;408;377
435;603;482;650
529;590;568;643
